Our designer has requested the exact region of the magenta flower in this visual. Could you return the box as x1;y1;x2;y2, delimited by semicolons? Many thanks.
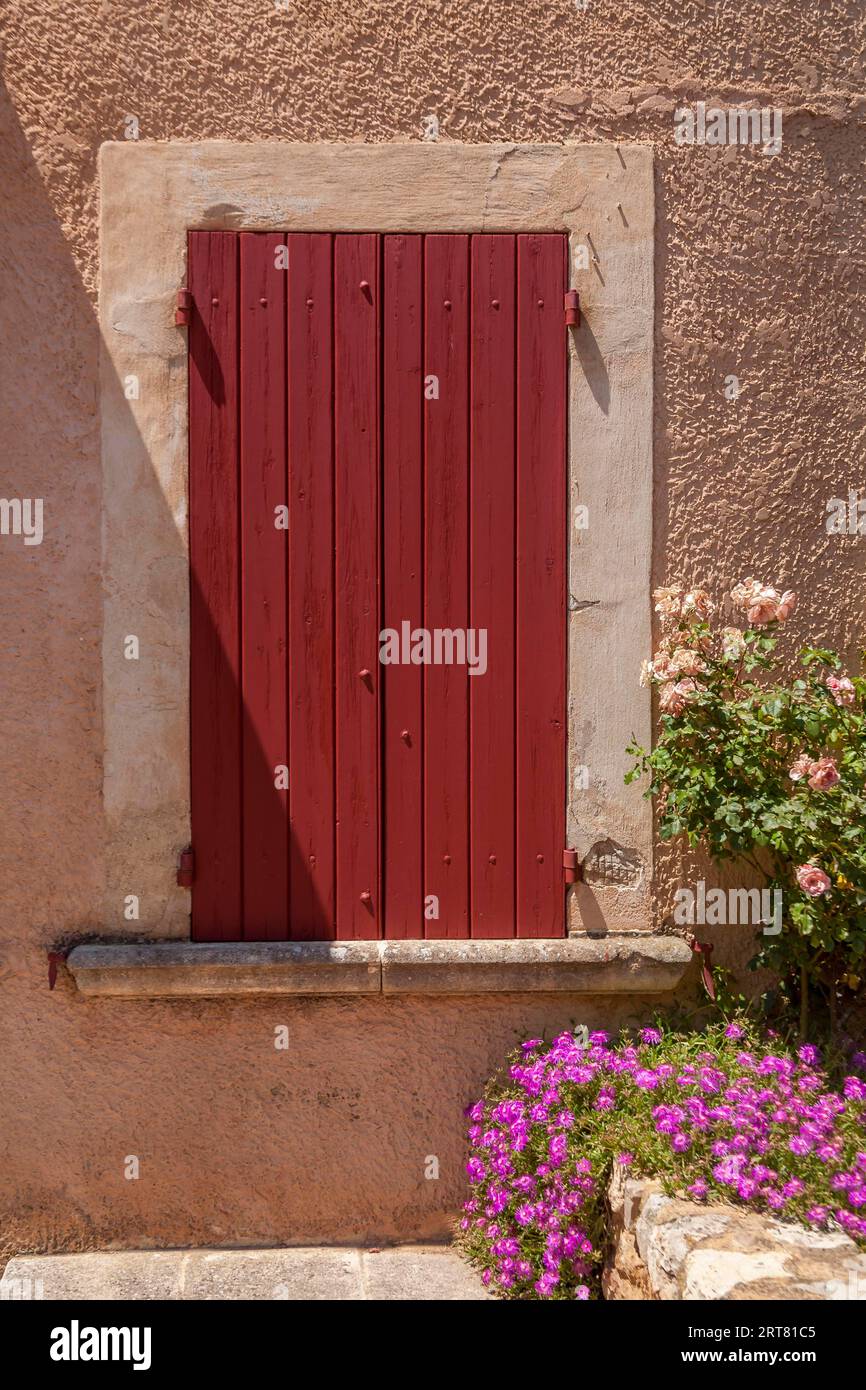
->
634;1069;661;1090
462;1025;866;1301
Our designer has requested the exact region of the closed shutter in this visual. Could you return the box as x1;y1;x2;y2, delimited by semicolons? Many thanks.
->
188;231;567;942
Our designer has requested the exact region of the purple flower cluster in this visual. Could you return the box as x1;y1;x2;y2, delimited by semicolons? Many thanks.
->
458;1025;866;1299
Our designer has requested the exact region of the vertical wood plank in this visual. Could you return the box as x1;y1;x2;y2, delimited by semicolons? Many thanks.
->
239;233;288;940
334;234;380;938
516;234;567;937
382;235;424;937
287;234;337;939
423;234;470;938
469;235;516;938
188;231;242;939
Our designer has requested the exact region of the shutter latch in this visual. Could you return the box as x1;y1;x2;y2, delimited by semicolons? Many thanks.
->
175;288;193;327
563;848;581;884
177;845;195;887
564;289;580;328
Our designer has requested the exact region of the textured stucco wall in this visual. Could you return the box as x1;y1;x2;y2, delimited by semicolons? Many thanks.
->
2;0;865;1257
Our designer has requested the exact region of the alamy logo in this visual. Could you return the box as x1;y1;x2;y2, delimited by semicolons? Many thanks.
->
0;497;43;545
674;102;782;156
673;879;783;935
826;491;866;535
379;621;487;676
50;1321;152;1371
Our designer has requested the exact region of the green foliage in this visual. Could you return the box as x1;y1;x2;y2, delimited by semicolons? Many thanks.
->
627;587;866;1027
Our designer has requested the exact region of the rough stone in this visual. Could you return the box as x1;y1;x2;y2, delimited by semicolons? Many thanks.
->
66;940;382;997
65;935;692;997
380;935;691;995
604;1163;866;1300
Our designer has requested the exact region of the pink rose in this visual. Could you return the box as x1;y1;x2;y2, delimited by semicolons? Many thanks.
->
671;647;707;677
658;681;685;715
796;865;832;897
652;651;679;682
682;589;714;622
731;577;796;626
721;626;746;662
747;588;783;625
640;650;679;686
788;754;813;783
659;678;703;715
730;577;765;608
653;586;685;619
807;757;840;791
826;675;855;707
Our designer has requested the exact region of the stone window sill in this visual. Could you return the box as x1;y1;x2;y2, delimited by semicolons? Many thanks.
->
65;937;691;998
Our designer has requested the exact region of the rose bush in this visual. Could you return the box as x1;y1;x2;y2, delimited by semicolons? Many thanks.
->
627;579;866;1034
457;1022;866;1299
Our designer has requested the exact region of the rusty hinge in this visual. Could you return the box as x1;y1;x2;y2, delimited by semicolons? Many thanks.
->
47;948;69;990
175;288;193;327
177;845;195;887
563;848;581;884
691;938;716;1001
564;289;580;328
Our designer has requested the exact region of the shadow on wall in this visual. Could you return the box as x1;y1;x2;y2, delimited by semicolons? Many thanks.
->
0;86;676;1261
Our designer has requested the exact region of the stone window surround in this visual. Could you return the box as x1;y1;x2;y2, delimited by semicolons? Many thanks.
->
92;140;679;997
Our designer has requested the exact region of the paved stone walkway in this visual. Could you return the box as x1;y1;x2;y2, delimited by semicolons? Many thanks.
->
1;1245;491;1301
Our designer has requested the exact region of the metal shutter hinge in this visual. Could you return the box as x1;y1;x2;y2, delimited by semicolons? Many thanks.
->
563;848;581;884
175;288;193;327
564;289;580;328
177;846;195;887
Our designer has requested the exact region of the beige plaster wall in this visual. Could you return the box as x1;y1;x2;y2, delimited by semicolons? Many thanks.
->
1;0;865;1258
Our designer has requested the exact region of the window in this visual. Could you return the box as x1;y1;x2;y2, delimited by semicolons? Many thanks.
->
188;231;568;942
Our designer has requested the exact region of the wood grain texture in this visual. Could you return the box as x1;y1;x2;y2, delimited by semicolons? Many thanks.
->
240;232;288;940
423;235;470;939
189;231;242;939
469;234;516;938
287;234;336;939
516;234;567;937
382;235;424;938
334;234;380;939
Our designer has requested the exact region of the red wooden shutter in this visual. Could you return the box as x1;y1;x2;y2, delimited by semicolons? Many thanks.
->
188;231;567;942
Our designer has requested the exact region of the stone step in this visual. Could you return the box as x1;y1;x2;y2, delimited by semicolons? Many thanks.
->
1;1245;491;1302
